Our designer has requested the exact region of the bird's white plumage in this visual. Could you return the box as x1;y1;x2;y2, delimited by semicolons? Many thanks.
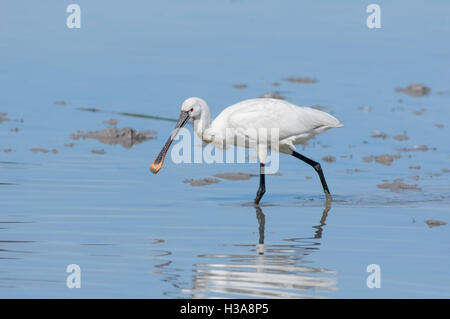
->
203;98;343;155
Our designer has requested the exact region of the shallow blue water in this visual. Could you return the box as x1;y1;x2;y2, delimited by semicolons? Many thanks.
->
0;1;449;298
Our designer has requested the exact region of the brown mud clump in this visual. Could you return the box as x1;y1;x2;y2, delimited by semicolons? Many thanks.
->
377;179;421;191
72;127;156;149
371;130;389;139
393;134;409;141
184;178;220;187
425;220;447;228
363;154;401;166
233;83;247;89
91;149;106;155
395;83;430;97
375;154;400;165
0;112;24;123
31;148;57;154
214;173;257;181
1;112;24;123
322;155;336;163
400;145;435;152
283;76;317;84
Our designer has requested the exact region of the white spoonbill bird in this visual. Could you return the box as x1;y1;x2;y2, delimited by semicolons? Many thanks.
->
150;97;343;204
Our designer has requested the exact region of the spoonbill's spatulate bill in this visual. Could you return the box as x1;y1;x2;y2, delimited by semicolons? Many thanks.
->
150;97;343;204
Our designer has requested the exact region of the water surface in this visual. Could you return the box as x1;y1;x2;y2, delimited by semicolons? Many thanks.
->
0;0;449;298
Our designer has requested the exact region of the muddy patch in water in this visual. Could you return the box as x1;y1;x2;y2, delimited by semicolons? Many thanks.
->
377;179;421;192
369;131;409;141
71;127;156;149
91;149;106;155
363;154;401;166
371;130;389;139
393;134;409;141
184;178;221;187
396;83;430;97
424;220;447;228
30;148;57;154
0;112;23;123
214;172;257;181
322;155;336;163
283;76;317;84
399;145;435;152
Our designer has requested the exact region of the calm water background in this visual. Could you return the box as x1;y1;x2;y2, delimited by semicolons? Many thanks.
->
0;0;449;298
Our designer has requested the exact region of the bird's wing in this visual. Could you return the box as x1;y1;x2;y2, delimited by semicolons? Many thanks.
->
222;99;341;141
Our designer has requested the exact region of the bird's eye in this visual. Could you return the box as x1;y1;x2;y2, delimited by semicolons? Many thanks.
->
190;108;194;112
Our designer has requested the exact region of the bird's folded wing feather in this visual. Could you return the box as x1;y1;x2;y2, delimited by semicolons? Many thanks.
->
225;99;341;141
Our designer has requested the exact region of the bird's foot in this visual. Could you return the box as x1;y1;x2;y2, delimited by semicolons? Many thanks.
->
325;192;332;202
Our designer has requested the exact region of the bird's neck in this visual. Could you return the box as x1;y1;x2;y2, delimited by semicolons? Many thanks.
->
193;106;211;142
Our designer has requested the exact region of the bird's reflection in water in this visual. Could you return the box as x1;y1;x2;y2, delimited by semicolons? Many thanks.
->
149;239;187;297
182;204;336;299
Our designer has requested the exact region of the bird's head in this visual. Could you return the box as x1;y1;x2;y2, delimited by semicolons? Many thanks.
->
180;97;207;119
149;97;207;174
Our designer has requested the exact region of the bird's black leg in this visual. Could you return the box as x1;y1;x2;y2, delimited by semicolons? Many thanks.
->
292;151;332;201
254;163;266;205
